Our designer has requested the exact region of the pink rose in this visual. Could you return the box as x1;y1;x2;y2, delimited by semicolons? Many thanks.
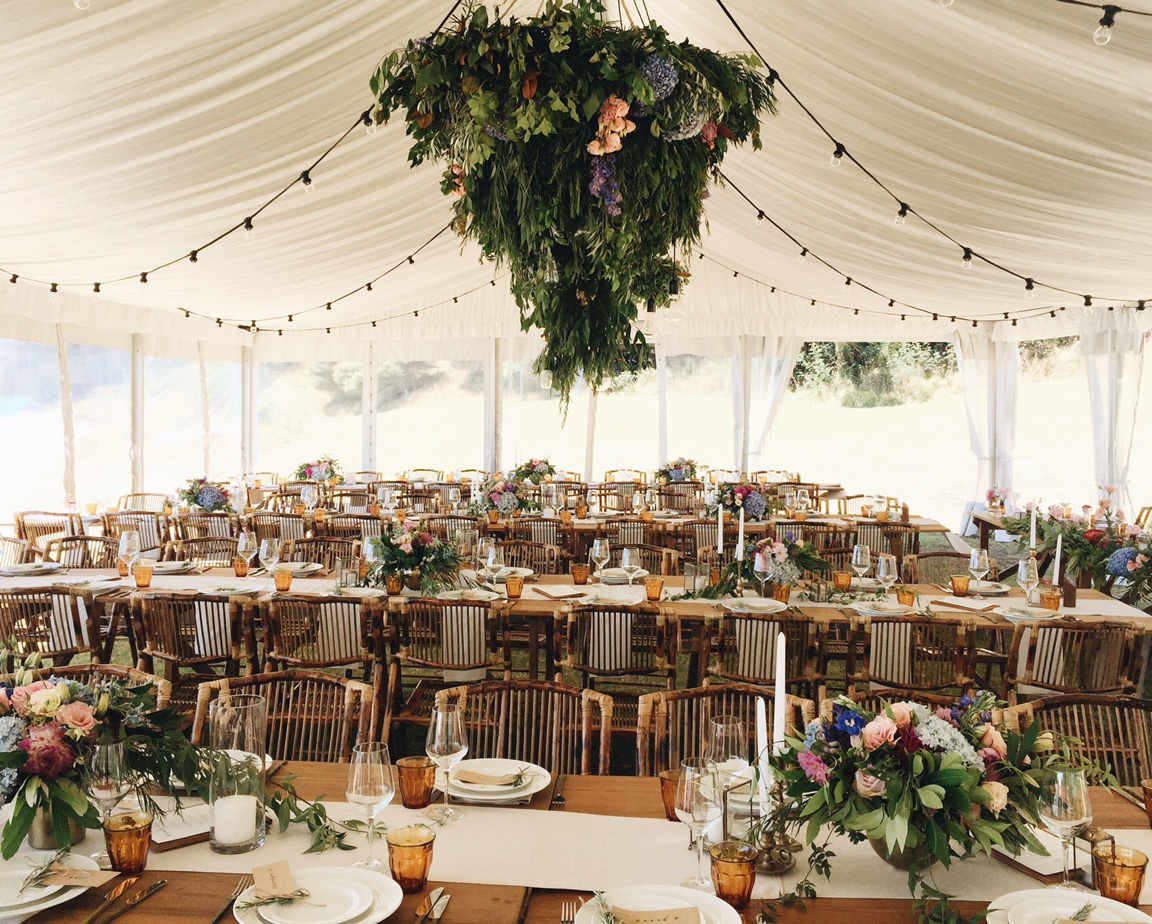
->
1100;499;1112;510
18;723;75;778
1105;485;1117;494
886;702;913;730
852;770;887;798
10;680;53;716
979;725;1008;760
1126;525;1144;538
859;716;898;752
980;780;1009;816
55;701;98;735
586;139;606;156
603;132;622;154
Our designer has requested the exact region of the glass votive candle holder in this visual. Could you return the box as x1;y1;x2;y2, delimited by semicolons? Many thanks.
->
85;502;98;516
386;826;436;894
384;572;404;594
896;587;916;607
950;574;970;597
117;559;130;578
395;509;407;524
104;810;153;874
273;567;293;592
1092;844;1148;906
709;841;759;909
396;756;437;809
560;510;573;525
1037;582;1063;612
657;769;680;822
132;562;154;589
832;571;852;592
505;574;525;599
232;556;249;578
875;509;890;523
793;510;807;522
293;503;306;516
487;510;500;524
644;576;664;602
570;563;590;585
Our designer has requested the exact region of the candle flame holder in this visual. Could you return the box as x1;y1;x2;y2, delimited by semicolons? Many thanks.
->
755;779;800;875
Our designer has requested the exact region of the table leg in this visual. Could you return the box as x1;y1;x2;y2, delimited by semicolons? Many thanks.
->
979;520;993;551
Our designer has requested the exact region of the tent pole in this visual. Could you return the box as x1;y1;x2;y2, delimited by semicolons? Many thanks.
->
483;338;502;474
362;341;378;476
130;334;144;493
55;325;76;507
240;346;254;476
198;342;210;478
655;336;668;466
585;385;597;484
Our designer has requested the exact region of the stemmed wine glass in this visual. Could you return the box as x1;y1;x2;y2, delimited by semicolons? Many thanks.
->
346;742;395;870
1017;556;1040;605
753;552;772;597
620;547;643;586
300;484;318;513
1040;769;1092;890
704;715;748;775
117;531;140;578
259;537;281;592
875;553;898;595
675;757;722;892
850;544;871;584
590;539;610;583
425;703;468;823
236;531;258;577
969;549;991;599
87;741;133;867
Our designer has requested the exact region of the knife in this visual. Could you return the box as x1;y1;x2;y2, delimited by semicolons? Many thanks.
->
414;886;445;924
430;893;451;921
99;880;168;924
77;876;139;924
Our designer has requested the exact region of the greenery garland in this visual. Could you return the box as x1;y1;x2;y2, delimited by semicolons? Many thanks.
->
371;0;774;401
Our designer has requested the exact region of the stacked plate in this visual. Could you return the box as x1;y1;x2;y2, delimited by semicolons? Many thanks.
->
436;588;501;602
995;604;1062;624
0;561;63;577
152;560;195;575
334;585;386;598
720;598;788;614
232;867;403;924
970;580;1011;596
574;885;740;924
987;888;1152;924
493;566;534;583
598;567;649;585
445;758;551;804
276;562;325;577
851;600;915;617
206;585;261;597
0;853;100;918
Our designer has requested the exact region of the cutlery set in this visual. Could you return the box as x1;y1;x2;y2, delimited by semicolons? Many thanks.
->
77;878;167;924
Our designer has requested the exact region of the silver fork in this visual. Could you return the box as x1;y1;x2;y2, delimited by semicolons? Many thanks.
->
209;875;253;924
560;899;577;924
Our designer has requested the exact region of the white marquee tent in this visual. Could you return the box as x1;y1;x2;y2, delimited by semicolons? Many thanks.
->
0;0;1149;527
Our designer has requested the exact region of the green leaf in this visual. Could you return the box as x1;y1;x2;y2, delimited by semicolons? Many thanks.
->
2;796;36;860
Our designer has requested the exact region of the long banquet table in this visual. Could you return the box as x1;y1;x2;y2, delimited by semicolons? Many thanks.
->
14;763;1152;924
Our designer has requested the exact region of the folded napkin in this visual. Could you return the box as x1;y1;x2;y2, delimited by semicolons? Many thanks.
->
930;596;999;612
611;907;700;924
533;587;587;600
453;768;520;786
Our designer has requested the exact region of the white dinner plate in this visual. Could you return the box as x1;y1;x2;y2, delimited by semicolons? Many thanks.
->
449;758;546;793
207;585;261;597
334;585;386;598
850;577;883;591
0;853;99;918
599;567;650;585
0;868;64;907
233;867;403;924
993;888;1151;924
258;873;374;924
277;562;324;575
443;763;551;802
971;580;1010;595
720;598;788;614
151;560;194;574
493;566;534;582
851;601;915;616
436;588;501;602
0;562;63;576
995;605;1062;625
573;885;740;924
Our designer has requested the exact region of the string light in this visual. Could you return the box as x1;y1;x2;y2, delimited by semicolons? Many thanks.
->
183;309;191;318
1024;278;1035;299
407;255;415;265
830;143;846;167
797;248;807;264
288;314;293;322
371;320;377;327
1084;295;1093;306
326;302;332;311
1139;301;1147;311
139;272;148;283
939;0;954;6
8;274;16;284
49;283;58;298
216;318;222;327
895;203;908;226
755;209;766;223
300;170;314;193
278;329;283;336
366;282;373;292
189;250;198;263
244;218;254;240
361;108;377;135
1095;4;1120;43
961;247;974;269
413;310;419;318
92;282;101;298
74;0;90;9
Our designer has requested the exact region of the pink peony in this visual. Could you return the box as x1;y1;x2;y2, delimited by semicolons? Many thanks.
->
10;680;54;716
18;722;75;778
852;770;887;798
859;715;898;752
979;724;1008;760
55;701;98;735
886;702;913;730
797;749;829;784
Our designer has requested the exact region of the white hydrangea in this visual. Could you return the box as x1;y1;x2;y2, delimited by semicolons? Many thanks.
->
909;704;982;771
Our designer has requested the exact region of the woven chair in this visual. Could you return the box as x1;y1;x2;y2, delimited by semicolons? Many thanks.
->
773;522;856;552
556;602;676;737
317;513;384;541
247;513;308;541
1003;620;1144;705
0;537;32;567
192;671;372;762
845;614;977;696
593;484;640;514
352;471;382;484
823;494;868;516
677;519;721;561
263;592;385;685
42;536;119;569
699;610;829;701
10;664;173;710
424;515;483;543
133;592;254;716
901;552;1000;585
636;684;817;776
0;588;97;669
169;512;239;540
116;493;169;513
436;680;613;776
601;517;660;547
14;511;83;550
614;543;678;576
385;598;511;750
497;540;562;575
406;469;443;482
1004;694;1152;787
164;537;239;568
326;489;371;512
258;493;302;512
512;517;566;549
604;469;646;485
102;511;167;554
654;481;702;513
280;537;361;570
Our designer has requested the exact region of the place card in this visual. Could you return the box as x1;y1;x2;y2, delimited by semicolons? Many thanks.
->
931;596;999;612
42;866;120;888
533;588;586;600
610;906;700;924
253;860;298;898
454;769;520;786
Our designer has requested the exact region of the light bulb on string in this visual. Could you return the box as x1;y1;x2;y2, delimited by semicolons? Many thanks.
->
939;0;954;6
361;110;377;135
797;248;807;264
1024;278;1035;300
92;282;101;300
49;283;59;302
895;203;908;226
301;170;314;193
664;304;684;323
1094;6;1119;44
244;217;254;240
753;210;765;225
961;247;973;270
830;143;845;167
74;0;90;9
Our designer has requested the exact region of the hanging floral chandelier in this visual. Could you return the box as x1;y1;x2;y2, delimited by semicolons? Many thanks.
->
371;0;774;400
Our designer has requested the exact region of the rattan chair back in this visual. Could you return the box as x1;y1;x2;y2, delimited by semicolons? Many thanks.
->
1004;620;1144;704
846;614;976;695
0;537;32;567
902;552;999;585
102;511;166;552
0;587;96;668
247;513;307;541
700;610;828;698
497;540;562;575
116;493;169;513
164;537;239;567
14;511;83;548
281;537;361;570
170;512;239;540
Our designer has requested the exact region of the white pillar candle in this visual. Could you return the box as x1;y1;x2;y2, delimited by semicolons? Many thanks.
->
212;793;258;845
756;697;771;807
1029;500;1037;550
1052;533;1063;583
717;504;724;556
736;508;745;561
773;632;787;754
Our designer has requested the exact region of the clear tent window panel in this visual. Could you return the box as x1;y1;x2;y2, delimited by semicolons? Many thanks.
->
665;354;735;470
205;360;241;480
377;360;483;476
68;343;130;509
502;361;588;475
259;361;364;478
593;369;658;478
0;338;65;515
143;355;203;494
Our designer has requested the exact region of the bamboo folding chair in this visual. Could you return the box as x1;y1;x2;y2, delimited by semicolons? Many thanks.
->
436;680;614;775
0;537;32;567
1004;620;1144;705
901;552;999;585
116;493;169;513
247;513;308;542
497;539;562;575
169;512;239;540
0;587;98;669
164;537;239;568
14;511;83;550
280;537;361;570
102;511;167;554
699;609;829;701
318;513;384;541
636;684;817;776
42;536;119;569
192;671;373;762
846;614;977;696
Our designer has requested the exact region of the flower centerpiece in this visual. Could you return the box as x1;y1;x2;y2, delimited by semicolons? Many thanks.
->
714;483;773;521
369;0;774;401
368;523;464;595
293;456;344;484
511;458;556;485
749;536;827;589
177;478;234;513
0;657;202;859
985;485;1009;515
769;690;1104;917
479;478;537;516
655;457;698;483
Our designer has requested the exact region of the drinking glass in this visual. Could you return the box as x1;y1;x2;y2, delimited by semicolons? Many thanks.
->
484;545;505;584
969;549;991;599
632;490;644;513
1017;556;1040;604
590;539;610;582
875;553;898;594
346;742;395;870
475;536;495;576
425;703;468;823
1040;769;1092;890
236;531;258;574
704;715;748;775
850;544;871;581
795;488;810;513
300;484;318;513
259;538;281;592
117;531;141;576
752;552;771;597
620;547;643;586
676;757;722;892
87;741;133;867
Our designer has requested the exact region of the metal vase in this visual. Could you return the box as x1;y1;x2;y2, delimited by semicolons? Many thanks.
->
27;806;87;850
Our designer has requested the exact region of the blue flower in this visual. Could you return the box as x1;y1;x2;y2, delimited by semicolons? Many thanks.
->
639;55;679;102
1108;547;1139;577
832;705;865;737
197;485;227;510
742;491;767;521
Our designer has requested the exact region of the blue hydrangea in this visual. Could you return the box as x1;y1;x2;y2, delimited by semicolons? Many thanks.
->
197;485;227;510
662;107;710;142
639;55;679;102
0;715;29;805
1108;546;1139;577
495;492;520;514
484;123;509;141
742;491;767;521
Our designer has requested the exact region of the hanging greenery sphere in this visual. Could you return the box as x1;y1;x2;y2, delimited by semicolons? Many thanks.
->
371;0;774;401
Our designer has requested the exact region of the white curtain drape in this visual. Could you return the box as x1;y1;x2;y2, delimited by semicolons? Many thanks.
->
734;335;803;474
1080;310;1148;517
955;326;1019;535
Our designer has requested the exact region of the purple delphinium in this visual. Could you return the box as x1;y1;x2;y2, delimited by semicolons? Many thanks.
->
589;154;622;215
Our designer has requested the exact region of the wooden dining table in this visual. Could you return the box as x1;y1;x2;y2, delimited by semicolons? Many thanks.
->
24;763;1152;924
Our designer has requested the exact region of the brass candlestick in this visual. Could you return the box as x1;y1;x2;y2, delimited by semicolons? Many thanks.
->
756;778;800;875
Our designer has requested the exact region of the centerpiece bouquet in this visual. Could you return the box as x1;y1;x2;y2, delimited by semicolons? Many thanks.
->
511;458;555;485
714;483;773;521
655;457;698;483
368;523;464;594
479;478;537;516
177;478;234;513
0;656;201;859
293;456;344;484
748;536;827;587
985;485;1009;514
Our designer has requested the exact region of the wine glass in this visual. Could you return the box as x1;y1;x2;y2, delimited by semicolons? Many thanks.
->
620;547;643;586
875;553;898;595
484;545;505;585
300;484;318;513
259;537;281;591
87;740;133;867
704;715;748;775
590;539;610;583
1040;769;1092;890
346;742;394;870
969;549;991;599
850;544;871;583
753;552;771;597
425;703;468;823
1017;556;1040;604
236;531;258;575
675;757;722;892
117;531;140;576
632;490;644;514
475;537;495;580
795;488;810;513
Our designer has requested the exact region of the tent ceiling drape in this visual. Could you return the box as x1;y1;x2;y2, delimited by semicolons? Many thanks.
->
0;0;1149;350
